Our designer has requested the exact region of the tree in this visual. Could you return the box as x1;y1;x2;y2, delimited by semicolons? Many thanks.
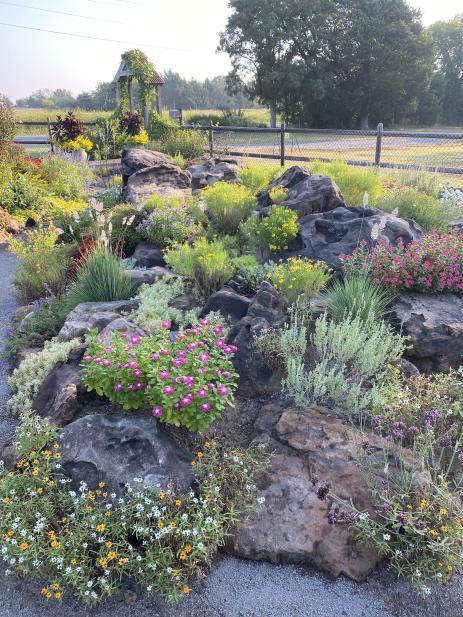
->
219;0;435;128
430;14;463;125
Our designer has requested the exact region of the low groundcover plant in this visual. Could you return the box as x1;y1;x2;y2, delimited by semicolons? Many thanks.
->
82;319;237;432
0;439;269;604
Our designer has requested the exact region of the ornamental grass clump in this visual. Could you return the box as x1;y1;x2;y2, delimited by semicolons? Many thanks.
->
202;181;255;235
0;436;269;605
324;274;394;324
341;231;463;293
268;257;331;303
82;318;237;432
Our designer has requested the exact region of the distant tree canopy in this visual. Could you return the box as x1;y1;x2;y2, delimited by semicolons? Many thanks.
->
219;0;462;128
14;73;255;112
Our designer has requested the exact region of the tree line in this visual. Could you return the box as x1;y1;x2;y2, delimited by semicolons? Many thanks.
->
220;1;463;128
11;72;255;113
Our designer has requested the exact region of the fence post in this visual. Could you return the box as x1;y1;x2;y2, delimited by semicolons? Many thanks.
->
280;121;285;167
208;121;214;159
47;116;54;153
375;122;383;165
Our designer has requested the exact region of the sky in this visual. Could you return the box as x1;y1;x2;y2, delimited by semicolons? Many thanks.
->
0;0;462;101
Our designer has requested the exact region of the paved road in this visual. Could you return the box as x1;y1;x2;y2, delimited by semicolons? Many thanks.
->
0;249;461;617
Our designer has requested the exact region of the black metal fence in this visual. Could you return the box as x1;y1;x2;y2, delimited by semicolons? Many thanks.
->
183;123;463;183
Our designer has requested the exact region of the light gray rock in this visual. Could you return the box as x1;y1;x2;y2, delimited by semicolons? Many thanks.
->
121;147;172;180
58;414;194;494
390;292;463;372
57;300;139;341
187;158;240;190
124;163;192;204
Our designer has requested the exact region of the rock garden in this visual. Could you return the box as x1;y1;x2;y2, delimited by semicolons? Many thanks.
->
1;98;463;606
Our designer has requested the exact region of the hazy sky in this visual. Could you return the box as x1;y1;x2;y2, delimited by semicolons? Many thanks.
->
1;0;462;100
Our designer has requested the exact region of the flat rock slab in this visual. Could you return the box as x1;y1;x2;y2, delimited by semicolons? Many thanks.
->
58;414;194;494
58;299;139;341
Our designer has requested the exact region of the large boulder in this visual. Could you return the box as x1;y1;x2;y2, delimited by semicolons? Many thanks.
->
257;166;345;217
227;282;288;396
390;292;463;372
125;266;174;290
57;300;139;342
187;158;240;190
230;404;426;581
200;287;252;324
124;163;192;204
32;345;91;427
132;242;167;268
58;414;193;495
281;206;423;270
121;148;172;182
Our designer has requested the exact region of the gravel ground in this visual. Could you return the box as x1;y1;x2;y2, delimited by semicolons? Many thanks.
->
0;249;462;617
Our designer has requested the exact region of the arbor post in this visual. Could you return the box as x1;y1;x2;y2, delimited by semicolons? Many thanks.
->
208;121;214;158
280;121;286;167
375;122;383;165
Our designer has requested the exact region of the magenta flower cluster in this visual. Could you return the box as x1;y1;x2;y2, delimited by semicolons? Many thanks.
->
81;319;238;432
341;231;463;293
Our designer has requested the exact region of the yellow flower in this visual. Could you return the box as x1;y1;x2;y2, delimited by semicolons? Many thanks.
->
96;523;105;533
179;551;187;560
51;541;61;549
172;568;179;577
175;499;182;506
118;557;127;566
32;468;39;477
107;551;116;560
51;583;60;591
197;452;204;459
185;544;193;553
159;491;166;500
99;558;108;568
19;542;29;551
105;541;113;548
53;444;60;450
157;522;164;529
37;487;43;494
2;497;10;504
439;508;448;516
183;586;190;594
169;522;176;529
54;592;62;600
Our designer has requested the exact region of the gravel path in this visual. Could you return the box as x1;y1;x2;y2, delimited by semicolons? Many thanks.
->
0;249;461;617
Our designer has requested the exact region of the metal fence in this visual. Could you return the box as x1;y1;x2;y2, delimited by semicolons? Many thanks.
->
183;123;463;185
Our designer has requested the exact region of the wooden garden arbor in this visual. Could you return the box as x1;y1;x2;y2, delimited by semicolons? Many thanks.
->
113;59;164;124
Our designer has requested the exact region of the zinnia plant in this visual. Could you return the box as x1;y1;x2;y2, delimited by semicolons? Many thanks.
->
82;319;237;432
341;231;463;293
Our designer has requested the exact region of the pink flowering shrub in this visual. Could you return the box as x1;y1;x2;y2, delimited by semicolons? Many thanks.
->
341;231;463;293
81;319;238;432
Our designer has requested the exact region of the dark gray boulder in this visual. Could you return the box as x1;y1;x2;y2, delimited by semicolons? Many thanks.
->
58;300;139;342
132;242;167;268
390;292;463;372
58;414;194;494
257;166;345;217
125;266;174;290
280;206;423;270
200;287;252;323
227;282;288;396
187;158;240;190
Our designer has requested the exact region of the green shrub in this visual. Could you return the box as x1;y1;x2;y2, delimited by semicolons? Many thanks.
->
280;309;406;416
0;174;48;219
109;203;144;255
90;117;129;160
6;295;71;357
310;160;382;206
39;155;94;200
238;163;282;194
241;205;299;255
165;238;235;300
324;274;394;324
188;109;267;128
147;111;178;141
8;337;81;416
132;277;199;333
69;249;133;304
268;257;331;304
388;168;442;198
374;188;460;231
203;182;255;235
0;99;16;156
9;227;74;303
137;194;201;248
159;129;207;160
